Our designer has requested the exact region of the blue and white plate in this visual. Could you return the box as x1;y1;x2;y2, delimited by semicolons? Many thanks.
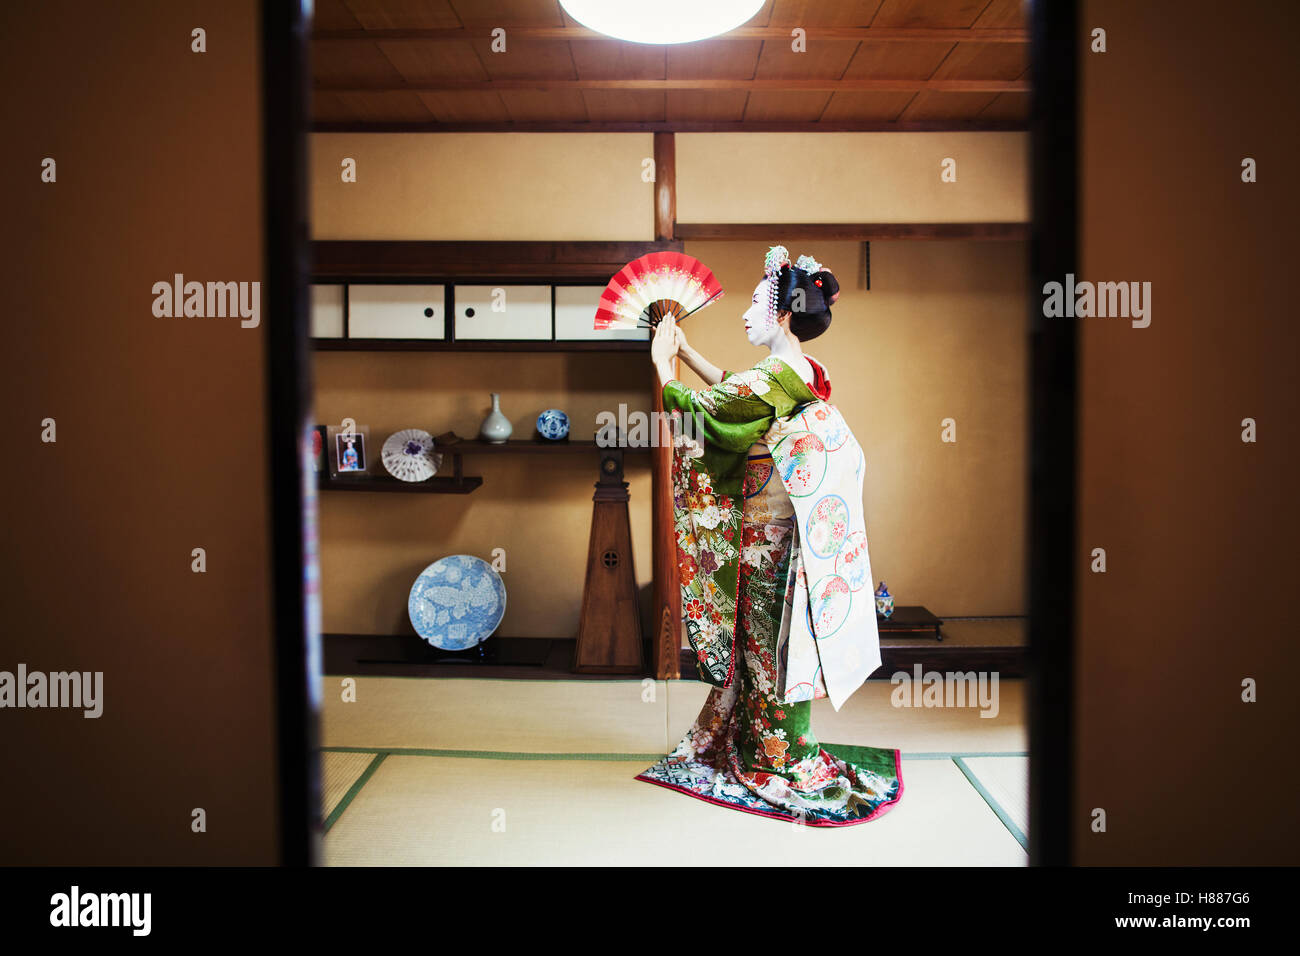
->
536;408;570;440
408;555;507;650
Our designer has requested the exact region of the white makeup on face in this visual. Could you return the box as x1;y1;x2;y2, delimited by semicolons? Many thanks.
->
743;278;779;346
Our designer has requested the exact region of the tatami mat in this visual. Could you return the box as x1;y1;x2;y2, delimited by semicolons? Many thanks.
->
323;752;1028;866
320;673;1029;864
958;756;1029;849
323;676;1026;756
322;677;670;753
322;750;379;820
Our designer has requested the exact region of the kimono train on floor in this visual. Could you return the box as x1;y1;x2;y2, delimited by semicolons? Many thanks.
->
636;354;904;826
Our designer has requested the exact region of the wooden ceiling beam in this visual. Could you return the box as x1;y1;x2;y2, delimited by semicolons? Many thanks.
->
314;78;1029;93
310;120;1028;133
674;223;1029;240
312;27;1029;43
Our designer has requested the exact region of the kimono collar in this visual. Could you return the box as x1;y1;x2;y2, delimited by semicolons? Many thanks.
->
769;355;831;402
804;355;832;401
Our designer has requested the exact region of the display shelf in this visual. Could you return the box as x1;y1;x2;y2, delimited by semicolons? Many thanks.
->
325;633;551;673
323;634;651;680
319;475;482;494
442;437;652;455
312;338;649;352
316;437;651;495
309;243;676;676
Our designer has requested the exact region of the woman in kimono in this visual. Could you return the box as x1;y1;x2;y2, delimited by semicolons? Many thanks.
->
635;246;903;826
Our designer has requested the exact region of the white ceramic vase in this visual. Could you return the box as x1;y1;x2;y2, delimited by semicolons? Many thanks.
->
480;393;512;444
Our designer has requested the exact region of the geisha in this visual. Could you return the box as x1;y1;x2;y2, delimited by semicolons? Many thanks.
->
635;246;904;826
340;437;360;471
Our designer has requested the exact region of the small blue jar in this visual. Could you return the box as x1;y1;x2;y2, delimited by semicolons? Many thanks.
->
536;409;570;441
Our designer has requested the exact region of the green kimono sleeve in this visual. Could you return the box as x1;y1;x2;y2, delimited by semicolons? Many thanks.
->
662;378;774;496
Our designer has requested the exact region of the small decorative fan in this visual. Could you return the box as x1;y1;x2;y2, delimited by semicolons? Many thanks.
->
593;251;724;331
382;429;441;482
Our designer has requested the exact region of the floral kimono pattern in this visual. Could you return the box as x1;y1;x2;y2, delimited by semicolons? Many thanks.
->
637;355;903;826
767;399;881;710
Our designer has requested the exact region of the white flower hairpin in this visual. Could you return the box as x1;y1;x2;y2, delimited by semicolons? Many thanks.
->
763;245;791;323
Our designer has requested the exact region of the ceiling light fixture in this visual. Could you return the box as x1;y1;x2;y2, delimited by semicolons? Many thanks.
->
558;0;765;45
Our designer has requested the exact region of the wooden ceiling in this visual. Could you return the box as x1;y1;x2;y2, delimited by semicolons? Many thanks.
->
310;0;1031;131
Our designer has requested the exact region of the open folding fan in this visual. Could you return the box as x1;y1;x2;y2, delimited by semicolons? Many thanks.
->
593;252;724;331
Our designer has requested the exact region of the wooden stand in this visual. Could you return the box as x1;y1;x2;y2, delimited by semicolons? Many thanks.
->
877;605;946;641
573;449;644;674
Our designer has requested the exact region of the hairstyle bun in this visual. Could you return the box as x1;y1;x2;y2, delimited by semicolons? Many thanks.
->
771;263;838;342
813;269;840;305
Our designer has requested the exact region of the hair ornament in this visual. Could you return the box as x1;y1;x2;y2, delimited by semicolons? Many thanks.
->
794;253;823;273
764;245;791;277
763;245;790;322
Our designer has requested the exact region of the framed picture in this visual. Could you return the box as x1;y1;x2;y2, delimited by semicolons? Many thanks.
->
310;425;328;474
326;424;370;478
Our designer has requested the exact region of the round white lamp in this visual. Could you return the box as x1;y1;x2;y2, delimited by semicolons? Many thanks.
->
559;0;765;45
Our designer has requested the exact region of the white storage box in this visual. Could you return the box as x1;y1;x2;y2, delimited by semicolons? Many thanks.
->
454;285;552;340
347;284;446;339
310;284;344;338
554;284;649;341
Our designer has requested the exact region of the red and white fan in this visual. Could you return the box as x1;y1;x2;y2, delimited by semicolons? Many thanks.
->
593;251;724;331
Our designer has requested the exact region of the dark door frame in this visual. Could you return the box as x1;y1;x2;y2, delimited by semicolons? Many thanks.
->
263;0;1081;866
1027;0;1079;866
262;0;319;866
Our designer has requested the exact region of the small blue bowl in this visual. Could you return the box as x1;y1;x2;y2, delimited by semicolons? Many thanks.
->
537;409;569;441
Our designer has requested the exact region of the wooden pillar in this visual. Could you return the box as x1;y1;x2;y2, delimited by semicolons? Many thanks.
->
651;364;681;680
650;131;681;679
654;132;675;242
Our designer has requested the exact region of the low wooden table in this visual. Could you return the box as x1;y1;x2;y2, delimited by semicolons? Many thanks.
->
877;605;944;642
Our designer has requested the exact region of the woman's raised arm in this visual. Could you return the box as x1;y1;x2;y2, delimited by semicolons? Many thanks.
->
674;324;726;385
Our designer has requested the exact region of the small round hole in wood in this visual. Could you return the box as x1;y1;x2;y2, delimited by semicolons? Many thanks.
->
601;550;619;568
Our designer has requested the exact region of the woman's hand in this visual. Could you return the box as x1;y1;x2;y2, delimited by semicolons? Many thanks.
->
651;314;679;363
672;322;691;358
651;315;681;385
